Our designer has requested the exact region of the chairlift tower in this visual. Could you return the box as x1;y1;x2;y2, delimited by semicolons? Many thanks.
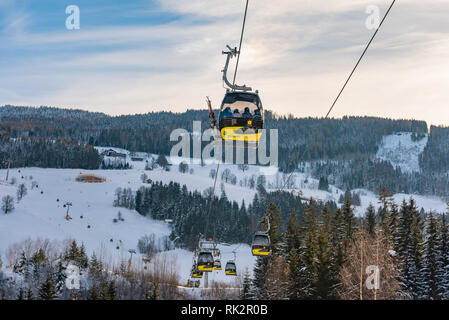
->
64;202;73;220
128;249;136;269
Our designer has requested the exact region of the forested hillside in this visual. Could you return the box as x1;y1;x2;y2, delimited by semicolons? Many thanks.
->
0;105;428;165
113;180;312;250
420;126;449;174
0;135;100;169
1;105;448;198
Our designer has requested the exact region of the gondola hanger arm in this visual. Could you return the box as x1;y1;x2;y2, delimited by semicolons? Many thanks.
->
222;45;252;92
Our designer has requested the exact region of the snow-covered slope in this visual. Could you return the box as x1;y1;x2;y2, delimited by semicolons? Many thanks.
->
1;145;447;288
0;165;257;288
376;132;428;173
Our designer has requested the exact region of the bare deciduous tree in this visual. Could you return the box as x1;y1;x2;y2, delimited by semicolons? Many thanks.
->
16;183;27;202
338;228;401;300
1;195;14;214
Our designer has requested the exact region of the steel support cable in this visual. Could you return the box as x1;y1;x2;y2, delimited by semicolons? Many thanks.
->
204;161;220;237
280;0;397;191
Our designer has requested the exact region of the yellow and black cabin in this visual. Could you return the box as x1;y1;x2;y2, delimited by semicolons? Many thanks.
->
218;91;263;143
191;266;203;278
225;261;237;276
251;232;271;256
197;251;214;272
214;259;222;270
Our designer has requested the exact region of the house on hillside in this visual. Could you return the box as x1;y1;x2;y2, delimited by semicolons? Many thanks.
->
100;149;126;158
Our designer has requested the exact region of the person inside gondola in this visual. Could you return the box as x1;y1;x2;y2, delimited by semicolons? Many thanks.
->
233;109;242;118
242;107;252;119
220;107;232;120
253;109;262;121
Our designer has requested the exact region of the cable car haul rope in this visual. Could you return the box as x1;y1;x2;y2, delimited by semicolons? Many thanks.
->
281;0;396;190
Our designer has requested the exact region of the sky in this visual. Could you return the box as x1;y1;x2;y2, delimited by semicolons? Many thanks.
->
0;0;448;126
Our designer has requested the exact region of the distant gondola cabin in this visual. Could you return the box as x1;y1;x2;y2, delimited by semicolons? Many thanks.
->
225;261;237;276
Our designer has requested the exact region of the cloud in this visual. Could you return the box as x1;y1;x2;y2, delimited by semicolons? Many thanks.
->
1;0;449;126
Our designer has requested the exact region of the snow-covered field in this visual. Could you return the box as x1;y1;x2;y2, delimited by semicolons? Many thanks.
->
0;162;257;288
376;132;428;173
1;142;447;289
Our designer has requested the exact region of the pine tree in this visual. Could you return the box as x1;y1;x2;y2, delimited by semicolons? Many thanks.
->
283;209;309;299
321;203;333;233
377;186;393;230
285;211;301;255
437;213;449;299
302;199;318;298
135;189;143;214
286;247;309;299
365;203;376;236
265;256;290;299
17;288;24;300
240;269;253;300
395;200;411;260
79;244;89;268
89;283;99;300
65;240;80;264
89;253;103;281
55;259;66;292
314;222;335;299
341;195;357;242
100;281;110;300
26;287;33;300
31;248;47;265
108;280;116;300
332;208;347;269
387;202;399;248
351;192;361;206
38;273;58;300
252;257;268;299
156;154;169;169
344;188;352;203
13;251;28;274
398;199;425;299
421;212;440;299
318;176;329;191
